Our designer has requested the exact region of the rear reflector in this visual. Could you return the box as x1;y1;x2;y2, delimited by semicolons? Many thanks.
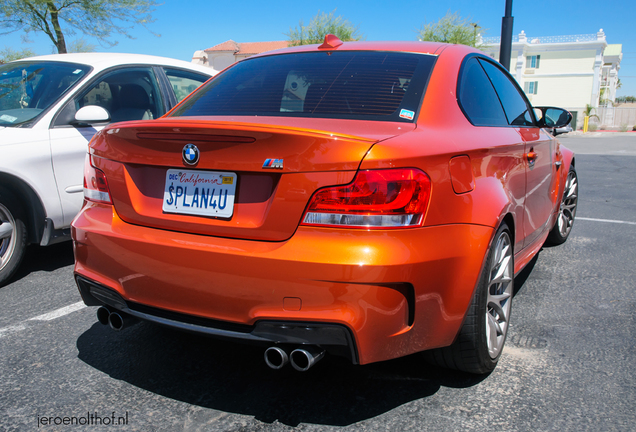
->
301;168;431;228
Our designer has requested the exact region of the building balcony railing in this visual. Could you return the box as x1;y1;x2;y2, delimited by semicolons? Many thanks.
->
483;33;598;45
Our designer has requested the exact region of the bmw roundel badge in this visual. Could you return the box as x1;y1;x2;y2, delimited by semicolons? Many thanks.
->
182;144;199;166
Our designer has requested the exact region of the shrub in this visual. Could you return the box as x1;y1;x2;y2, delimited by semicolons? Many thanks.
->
588;124;598;131
619;124;629;132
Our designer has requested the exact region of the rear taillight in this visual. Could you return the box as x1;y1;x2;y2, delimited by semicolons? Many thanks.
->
83;154;112;204
301;168;431;228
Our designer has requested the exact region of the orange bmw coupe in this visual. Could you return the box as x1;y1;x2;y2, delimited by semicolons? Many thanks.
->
72;36;577;374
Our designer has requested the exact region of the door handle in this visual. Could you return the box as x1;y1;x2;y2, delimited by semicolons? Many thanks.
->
526;151;538;168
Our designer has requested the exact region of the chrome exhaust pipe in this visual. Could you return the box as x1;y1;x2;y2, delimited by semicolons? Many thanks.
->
107;311;138;331
290;346;325;372
96;306;111;325
264;347;290;370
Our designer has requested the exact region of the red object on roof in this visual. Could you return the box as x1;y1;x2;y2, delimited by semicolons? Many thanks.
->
318;34;344;50
205;40;288;55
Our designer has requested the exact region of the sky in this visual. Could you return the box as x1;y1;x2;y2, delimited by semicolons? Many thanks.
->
2;0;635;96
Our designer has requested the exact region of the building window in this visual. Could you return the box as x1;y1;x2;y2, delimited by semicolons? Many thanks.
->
524;81;539;95
526;55;540;68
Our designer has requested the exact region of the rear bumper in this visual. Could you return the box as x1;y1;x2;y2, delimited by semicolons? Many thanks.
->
76;275;359;362
72;202;493;365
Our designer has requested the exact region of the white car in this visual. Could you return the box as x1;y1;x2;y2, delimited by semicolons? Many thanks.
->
0;53;215;285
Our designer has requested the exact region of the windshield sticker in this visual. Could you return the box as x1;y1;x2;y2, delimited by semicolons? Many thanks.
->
0;114;18;123
399;109;415;120
73;69;83;74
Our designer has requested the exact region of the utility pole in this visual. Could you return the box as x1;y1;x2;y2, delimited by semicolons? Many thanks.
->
499;0;514;71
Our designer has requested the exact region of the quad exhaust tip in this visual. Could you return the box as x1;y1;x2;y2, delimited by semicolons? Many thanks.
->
264;347;289;370
290;346;325;371
265;346;326;371
96;307;138;331
96;306;111;326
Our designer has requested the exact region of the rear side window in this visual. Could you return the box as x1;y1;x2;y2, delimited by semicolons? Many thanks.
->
457;58;508;126
479;59;535;127
163;67;210;102
171;51;437;122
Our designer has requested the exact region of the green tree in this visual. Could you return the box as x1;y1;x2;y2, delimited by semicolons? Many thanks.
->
584;104;600;121
287;10;363;47
417;11;484;48
616;95;636;103
0;0;159;54
0;47;37;63
67;38;96;53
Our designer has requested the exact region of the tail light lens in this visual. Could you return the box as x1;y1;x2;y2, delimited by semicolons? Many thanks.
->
301;168;431;228
83;154;112;204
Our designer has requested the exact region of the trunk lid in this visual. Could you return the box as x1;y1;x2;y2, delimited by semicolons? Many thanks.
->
90;117;413;241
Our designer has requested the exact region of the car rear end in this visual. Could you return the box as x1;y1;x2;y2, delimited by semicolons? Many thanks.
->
72;44;491;366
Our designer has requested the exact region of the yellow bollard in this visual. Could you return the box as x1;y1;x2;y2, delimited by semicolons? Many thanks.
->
583;116;589;133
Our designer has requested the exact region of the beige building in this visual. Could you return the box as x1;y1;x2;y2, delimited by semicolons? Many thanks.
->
481;30;623;129
192;40;288;73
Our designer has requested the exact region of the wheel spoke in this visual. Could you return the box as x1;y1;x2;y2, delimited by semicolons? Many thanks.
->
566;182;578;198
488;291;511;305
560;214;570;236
489;298;509;321
0;222;13;240
487;313;500;349
495;254;511;275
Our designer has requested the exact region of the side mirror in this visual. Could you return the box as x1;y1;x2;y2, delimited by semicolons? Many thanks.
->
535;106;572;128
72;105;110;125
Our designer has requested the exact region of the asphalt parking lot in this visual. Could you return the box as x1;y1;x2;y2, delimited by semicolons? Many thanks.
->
0;133;635;431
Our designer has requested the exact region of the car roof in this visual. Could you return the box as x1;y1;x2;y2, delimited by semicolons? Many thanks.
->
11;52;216;76
253;39;482;59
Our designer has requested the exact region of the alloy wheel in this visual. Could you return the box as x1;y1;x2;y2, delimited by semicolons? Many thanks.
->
0;203;16;272
486;230;513;359
558;170;578;238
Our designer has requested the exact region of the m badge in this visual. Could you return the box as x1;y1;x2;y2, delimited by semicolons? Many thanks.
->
262;159;284;169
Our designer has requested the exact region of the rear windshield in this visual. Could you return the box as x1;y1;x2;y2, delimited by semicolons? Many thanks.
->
171;51;436;122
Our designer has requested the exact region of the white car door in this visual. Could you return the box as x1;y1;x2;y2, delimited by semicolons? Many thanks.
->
49;125;105;226
49;66;164;226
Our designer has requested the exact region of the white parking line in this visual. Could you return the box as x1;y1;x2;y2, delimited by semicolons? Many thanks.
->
577;217;636;226
0;323;28;338
0;301;86;339
29;302;86;321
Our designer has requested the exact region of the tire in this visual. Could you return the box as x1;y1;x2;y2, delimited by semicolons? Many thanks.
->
545;165;578;246
425;222;514;374
0;189;27;287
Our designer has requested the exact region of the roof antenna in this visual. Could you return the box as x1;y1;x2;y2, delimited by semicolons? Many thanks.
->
318;34;344;49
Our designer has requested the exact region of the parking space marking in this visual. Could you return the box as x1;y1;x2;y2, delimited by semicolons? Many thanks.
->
0;302;86;339
28;302;86;321
578;217;636;226
0;323;28;338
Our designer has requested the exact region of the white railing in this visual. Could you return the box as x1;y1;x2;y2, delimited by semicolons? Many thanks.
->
482;36;518;44
483;34;598;45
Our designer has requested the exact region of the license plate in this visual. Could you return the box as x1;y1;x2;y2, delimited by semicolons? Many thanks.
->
162;169;237;218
